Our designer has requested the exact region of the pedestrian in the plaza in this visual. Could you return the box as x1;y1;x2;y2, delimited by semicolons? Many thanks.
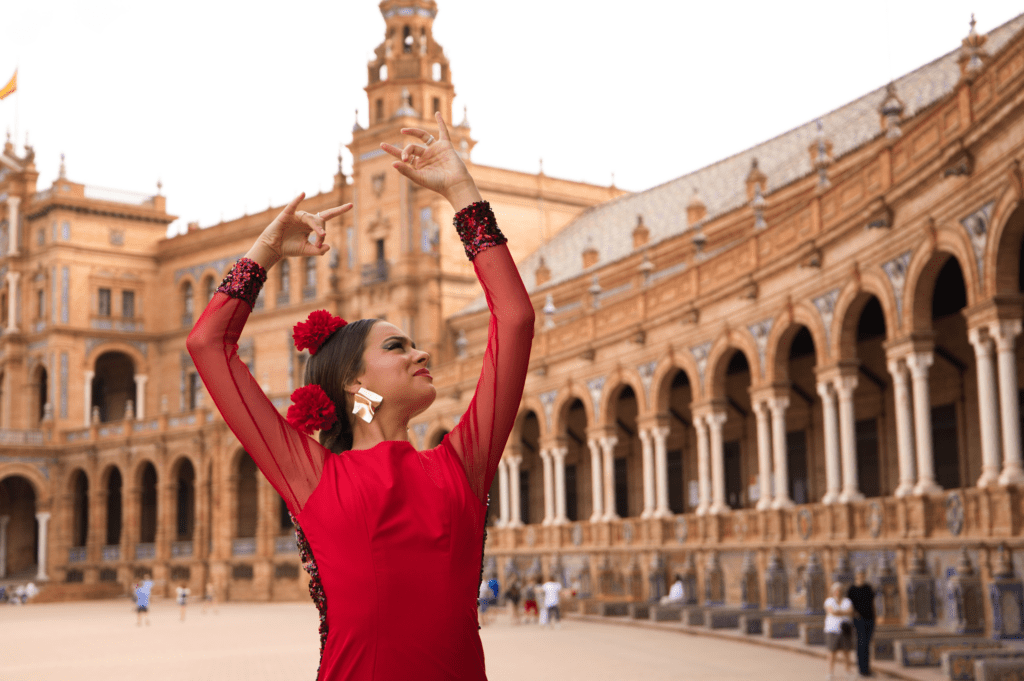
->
201;581;217;615
824;581;854;680
478;579;491;627
847;569;876;677
523;579;540;623
505;580;521;625
135;579;153;626
187;113;533;680
176;583;191;621
540;576;562;629
660;574;685;605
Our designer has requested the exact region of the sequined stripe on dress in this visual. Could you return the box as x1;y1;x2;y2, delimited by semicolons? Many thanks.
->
290;512;328;678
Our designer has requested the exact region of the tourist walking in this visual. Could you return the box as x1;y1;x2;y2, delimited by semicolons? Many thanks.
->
135;579;153;626
176;584;191;622
187;112;533;680
848;569;876;677
824;582;854;680
201;581;217;615
523;579;540;624
478;580;491;627
540;577;562;629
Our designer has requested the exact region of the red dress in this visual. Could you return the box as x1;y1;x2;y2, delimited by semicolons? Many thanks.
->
187;203;534;680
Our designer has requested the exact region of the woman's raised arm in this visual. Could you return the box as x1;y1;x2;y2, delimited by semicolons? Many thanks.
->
186;196;352;513
383;114;535;502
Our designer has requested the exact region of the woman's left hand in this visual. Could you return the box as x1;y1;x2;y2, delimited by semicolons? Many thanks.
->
381;112;481;211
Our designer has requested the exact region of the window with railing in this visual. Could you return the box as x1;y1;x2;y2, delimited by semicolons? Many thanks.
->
98;288;112;317
277;260;290;305
181;282;194;328
122;290;135;319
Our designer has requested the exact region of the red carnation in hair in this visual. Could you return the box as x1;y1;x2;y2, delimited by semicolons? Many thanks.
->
293;309;347;355
286;384;338;435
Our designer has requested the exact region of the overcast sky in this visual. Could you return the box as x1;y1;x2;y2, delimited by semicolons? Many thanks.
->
1;1;1022;237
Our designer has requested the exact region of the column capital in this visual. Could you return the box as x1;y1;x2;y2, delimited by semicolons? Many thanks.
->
134;374;149;383
833;374;858;397
905;351;934;376
598;434;618;450
637;413;670;432
504;453;522;467
586;425;617;442
816;380;835;401
886;356;908;378
538;448;551;462
651;424;670;439
6;195;20;207
704;411;727;428
967;324;994;349
550;446;568;461
35;511;51;522
0;515;9;528
751;400;769;418
767;395;791;412
990;319;1023;351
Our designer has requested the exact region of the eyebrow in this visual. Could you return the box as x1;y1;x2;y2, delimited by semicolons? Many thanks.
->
382;335;416;349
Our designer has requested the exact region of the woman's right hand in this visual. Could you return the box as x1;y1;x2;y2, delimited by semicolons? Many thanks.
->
245;193;353;269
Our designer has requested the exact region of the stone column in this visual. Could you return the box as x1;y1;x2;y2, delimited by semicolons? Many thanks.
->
638;428;655;519
35;511;51;581
968;327;1002;487
652;425;672;518
134;375;148;420
992;320;1024;485
706;411;728;515
887;357;917;497
83;371;94;427
835;375;863;502
769;396;793;508
906;351;941;495
817;381;841;504
0;515;9;578
5;271;20;332
587;438;604;522
694;415;711;516
157;482;175;560
497;458;510;528
7;196;20;256
552;447;568;524
506;454;523;528
256;474;275;558
600;435;619;521
540;449;555;526
752;401;773;510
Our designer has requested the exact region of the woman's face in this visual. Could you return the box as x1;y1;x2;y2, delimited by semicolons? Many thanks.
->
353;321;435;418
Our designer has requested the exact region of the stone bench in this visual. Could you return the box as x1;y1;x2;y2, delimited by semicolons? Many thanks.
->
704;607;752;630
682;607;705;627
894;638;1003;668
872;627;952;661
580;600;631;617
798;622;825;646
738;612;763;635
648;603;685;622
942;649;1024;681
628;603;650;620
761;613;824;639
974;658;1024;681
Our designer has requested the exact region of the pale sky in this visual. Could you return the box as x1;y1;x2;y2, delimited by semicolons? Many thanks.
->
1;1;1022;237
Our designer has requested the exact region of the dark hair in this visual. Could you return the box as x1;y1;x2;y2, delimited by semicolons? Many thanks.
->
303;318;379;453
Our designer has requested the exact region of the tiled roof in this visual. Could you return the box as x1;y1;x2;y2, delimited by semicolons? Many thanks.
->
459;13;1024;315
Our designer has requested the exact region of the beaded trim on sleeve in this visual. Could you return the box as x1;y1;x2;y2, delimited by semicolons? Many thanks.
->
454;201;506;261
290;512;328;678
216;257;267;309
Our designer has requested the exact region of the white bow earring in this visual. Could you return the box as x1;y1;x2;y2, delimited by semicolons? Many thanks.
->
352;387;383;424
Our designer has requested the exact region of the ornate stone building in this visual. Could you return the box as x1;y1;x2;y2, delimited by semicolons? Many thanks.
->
0;0;620;600
4;1;1024;638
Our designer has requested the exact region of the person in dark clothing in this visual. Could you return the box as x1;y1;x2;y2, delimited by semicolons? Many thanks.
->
847;568;876;677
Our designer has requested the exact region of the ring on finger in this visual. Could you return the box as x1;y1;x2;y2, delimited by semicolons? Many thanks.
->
425;135;435;145
316;212;321;219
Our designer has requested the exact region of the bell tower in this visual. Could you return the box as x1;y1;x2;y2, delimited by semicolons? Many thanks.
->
364;0;454;129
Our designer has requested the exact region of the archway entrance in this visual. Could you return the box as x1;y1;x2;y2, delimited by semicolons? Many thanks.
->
0;476;38;578
92;352;136;422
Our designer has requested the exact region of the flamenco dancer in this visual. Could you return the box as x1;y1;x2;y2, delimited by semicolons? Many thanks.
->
187;112;533;680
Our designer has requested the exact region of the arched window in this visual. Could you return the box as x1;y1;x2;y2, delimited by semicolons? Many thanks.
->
36;366;48;424
176;460;195;541
402;25;413;53
432;63;442;81
105;467;122;546
182;281;194;328
91;351;136;423
71;470;89;548
304;257;316;300
139;462;158;544
204;276;216;303
379;65;388;82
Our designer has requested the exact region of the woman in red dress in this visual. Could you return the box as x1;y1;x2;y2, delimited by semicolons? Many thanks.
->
187;113;534;680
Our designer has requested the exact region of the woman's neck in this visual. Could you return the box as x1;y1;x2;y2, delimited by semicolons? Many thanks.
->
349;410;411;450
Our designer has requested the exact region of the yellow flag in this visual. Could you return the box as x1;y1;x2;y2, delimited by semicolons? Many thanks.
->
0;70;16;100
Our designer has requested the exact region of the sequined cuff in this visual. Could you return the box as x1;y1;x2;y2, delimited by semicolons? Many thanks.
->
454;201;506;261
216;257;267;309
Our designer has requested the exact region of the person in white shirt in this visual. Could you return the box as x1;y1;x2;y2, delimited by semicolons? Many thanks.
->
823;581;854;680
540;578;562;629
660;574;685;605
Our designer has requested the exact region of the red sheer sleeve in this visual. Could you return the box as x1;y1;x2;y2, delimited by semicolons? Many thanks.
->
445;203;535;503
186;261;326;514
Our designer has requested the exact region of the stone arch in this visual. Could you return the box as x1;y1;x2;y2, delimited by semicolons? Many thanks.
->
85;341;147;373
552;384;595;435
179;277;197;328
651;356;701;413
0;465;50;508
90;350;138;423
706;334;759;402
169;455;197;542
199;269;220;305
766;302;828;384
516;395;549;443
906;234;978;333
598;371;647;427
233;449;258;539
135;460;159;544
99;463;123;546
66;467;90;549
0;473;41;577
29;361;48;424
834;273;899;361
989;197;1024;296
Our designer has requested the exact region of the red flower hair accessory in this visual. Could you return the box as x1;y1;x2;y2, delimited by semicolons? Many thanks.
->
293;310;347;355
286;384;338;435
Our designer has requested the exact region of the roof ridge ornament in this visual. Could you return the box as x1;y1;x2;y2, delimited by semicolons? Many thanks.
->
958;13;988;81
879;82;905;140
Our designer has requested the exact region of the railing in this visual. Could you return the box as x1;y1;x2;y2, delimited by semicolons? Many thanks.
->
302;286;316;301
83;185;155;206
232;538;256;556
134;543;156;560
361;260;389;285
274;536;298;554
101;545;120;561
0;429;45;446
171;541;194;558
90;318;144;332
68;547;87;563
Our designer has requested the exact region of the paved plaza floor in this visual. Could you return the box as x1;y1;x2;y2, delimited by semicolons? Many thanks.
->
0;598;835;680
